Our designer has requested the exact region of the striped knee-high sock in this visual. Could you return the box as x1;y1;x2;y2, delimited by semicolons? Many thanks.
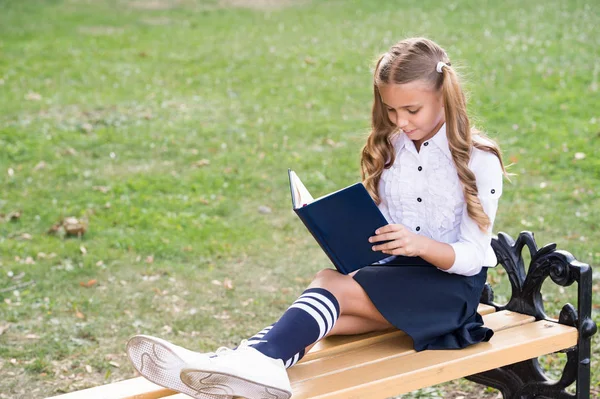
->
246;287;340;367
246;325;305;368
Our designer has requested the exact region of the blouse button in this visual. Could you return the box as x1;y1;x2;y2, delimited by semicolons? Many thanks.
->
416;226;421;231
417;197;422;202
423;142;429;147
418;166;423;171
491;189;496;194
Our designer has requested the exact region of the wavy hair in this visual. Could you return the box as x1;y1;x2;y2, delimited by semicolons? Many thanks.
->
361;37;507;232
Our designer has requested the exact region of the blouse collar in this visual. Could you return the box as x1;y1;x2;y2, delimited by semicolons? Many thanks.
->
395;123;452;161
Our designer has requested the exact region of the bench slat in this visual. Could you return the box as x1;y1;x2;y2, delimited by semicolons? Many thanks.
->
302;303;497;363
45;377;175;399
290;310;534;382
290;320;577;399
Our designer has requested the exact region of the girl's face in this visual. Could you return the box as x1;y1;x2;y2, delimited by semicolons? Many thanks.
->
378;80;445;148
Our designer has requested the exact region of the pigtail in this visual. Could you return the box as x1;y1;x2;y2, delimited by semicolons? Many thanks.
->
361;55;397;205
441;66;491;232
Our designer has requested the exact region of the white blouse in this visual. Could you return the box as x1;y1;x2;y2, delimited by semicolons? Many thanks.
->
377;124;503;276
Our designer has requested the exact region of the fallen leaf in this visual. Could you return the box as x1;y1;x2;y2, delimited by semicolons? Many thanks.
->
33;161;47;171
75;310;85;319
80;246;87;255
192;159;210;167
25;92;42;101
6;211;21;222
62;147;78;156
145;255;154;264
80;123;93;133
109;361;120;368
0;324;10;335
62;217;87;237
25;334;40;339
24;257;35;265
241;298;254;307
92;186;110;193
223;278;234;290
211;280;222;286
79;279;97;288
574;152;586;160
20;233;33;240
258;205;272;214
85;365;93;373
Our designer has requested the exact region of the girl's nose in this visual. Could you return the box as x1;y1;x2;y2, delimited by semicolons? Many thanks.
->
396;117;408;128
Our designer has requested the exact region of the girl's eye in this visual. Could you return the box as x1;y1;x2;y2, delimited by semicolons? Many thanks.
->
408;109;420;115
386;108;395;113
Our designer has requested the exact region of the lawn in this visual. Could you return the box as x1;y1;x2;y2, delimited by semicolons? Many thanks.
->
0;0;598;398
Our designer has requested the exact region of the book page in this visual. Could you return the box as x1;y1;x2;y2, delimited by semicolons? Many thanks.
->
290;171;314;208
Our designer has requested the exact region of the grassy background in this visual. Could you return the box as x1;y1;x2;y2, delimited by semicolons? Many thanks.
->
0;0;598;397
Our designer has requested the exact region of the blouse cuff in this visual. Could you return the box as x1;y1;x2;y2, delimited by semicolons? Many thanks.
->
446;241;484;276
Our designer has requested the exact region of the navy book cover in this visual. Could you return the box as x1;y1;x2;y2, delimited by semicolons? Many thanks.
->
289;170;390;274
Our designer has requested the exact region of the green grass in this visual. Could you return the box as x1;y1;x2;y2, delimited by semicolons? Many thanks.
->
0;0;599;397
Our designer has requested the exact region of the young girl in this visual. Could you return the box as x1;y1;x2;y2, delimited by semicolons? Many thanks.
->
126;37;507;399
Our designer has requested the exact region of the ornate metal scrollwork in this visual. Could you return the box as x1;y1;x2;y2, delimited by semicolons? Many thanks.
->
465;231;597;399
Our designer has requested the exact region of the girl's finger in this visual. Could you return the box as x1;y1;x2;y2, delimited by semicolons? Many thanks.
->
375;224;404;235
369;231;401;243
384;247;405;256
373;238;403;252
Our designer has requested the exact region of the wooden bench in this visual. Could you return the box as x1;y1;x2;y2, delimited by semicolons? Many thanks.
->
47;231;597;399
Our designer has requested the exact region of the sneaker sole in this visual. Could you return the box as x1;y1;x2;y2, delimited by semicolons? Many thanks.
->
126;335;232;399
181;368;292;399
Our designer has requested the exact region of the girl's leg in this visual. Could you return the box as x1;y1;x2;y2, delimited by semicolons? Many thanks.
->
248;268;393;367
302;314;393;355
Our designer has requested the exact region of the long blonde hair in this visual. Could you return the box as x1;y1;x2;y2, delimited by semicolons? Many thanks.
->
361;37;507;232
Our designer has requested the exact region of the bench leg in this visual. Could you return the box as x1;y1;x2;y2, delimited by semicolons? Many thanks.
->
468;231;597;399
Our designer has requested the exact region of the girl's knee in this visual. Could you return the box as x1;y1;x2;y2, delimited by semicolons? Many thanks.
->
308;269;355;309
313;268;340;282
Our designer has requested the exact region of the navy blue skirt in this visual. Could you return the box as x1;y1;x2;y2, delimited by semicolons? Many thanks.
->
352;256;493;352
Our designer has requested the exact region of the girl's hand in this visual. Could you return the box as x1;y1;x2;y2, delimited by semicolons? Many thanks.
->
369;224;426;257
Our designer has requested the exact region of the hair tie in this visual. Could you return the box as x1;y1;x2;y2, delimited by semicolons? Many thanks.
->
436;61;449;73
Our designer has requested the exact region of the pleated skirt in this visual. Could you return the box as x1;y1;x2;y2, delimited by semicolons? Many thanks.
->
352;256;493;351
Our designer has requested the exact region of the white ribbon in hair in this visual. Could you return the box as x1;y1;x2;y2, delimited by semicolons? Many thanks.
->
436;61;448;73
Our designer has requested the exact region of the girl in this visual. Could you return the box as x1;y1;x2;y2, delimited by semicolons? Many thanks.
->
125;37;507;399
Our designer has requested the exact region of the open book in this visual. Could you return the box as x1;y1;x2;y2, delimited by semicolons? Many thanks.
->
288;169;390;274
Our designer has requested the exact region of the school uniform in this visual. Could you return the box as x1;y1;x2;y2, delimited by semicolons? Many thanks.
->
352;123;503;351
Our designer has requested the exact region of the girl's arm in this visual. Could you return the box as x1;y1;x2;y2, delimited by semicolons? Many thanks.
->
418;237;455;270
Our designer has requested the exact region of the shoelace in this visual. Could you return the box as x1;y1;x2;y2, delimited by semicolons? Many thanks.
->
208;339;251;357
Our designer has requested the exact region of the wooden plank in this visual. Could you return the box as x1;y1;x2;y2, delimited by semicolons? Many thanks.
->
45;376;175;399
477;303;497;316
290;321;578;399
289;310;533;382
302;303;496;363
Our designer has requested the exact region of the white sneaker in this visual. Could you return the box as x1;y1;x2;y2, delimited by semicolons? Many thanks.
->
126;334;233;399
180;340;292;399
